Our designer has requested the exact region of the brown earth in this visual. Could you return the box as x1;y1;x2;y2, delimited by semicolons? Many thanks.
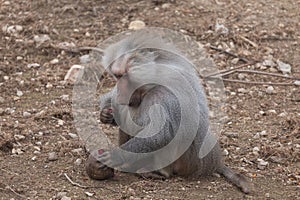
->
0;0;300;199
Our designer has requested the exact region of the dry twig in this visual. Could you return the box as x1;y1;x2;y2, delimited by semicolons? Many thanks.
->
64;173;88;188
209;45;249;63
222;79;296;86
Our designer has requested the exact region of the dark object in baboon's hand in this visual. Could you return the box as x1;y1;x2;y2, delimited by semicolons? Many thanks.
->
86;149;114;180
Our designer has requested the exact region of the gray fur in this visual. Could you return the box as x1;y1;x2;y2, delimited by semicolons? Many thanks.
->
98;31;250;193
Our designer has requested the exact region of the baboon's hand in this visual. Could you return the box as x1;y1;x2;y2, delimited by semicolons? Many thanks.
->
96;149;125;170
100;107;115;124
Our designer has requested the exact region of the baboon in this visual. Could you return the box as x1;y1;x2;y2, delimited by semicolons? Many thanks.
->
93;30;250;193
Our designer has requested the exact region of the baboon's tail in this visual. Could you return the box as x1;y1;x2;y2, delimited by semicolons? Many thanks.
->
217;165;251;194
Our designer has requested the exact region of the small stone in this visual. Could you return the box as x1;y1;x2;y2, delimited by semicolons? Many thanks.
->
33;34;50;44
58;119;64;126
260;130;267;136
64;65;84;84
46;83;53;89
237;73;246;80
31;156;37;161
48;152;58;161
231;58;240;65
17;90;23;97
27;63;40;69
57;192;67;199
23;111;31;118
222;149;229;156
237;88;247;93
85;192;94;197
74;158;82;165
71;148;83;154
14;134;25;140
294;80;300;86
61;196;71;200
277;60;291;74
259;110;266;115
267;110;277;114
278;112;288;117
16;56;23;60
50;58;59;65
257;158;268;170
0;96;5;104
4;76;9;80
128;20;146;30
68;133;78;139
265;193;270;198
79;54;91;64
262;59;276;67
162;3;171;9
266;86;274;94
60;95;69;102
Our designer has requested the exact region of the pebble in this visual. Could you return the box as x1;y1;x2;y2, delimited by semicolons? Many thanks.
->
85;192;94;197
128;20;146;30
17;90;23;97
57;192;67;199
79;54;91;64
237;73;246;80
0;96;5;104
14;134;25;140
48;152;58;161
50;58;59;65
71;148;83;154
162;3;171;9
266;86;274;94
33;34;51;44
58;119;64;126
222;149;229;156
257;158;268;170
27;63;40;69
262;59;276;67
68;132;78;139
46;83;53;89
60;95;69;102
74;158;82;165
237;88;247;94
64;65;84;84
61;197;71;200
294;80;300;86
277;60;291;74
23;111;31;118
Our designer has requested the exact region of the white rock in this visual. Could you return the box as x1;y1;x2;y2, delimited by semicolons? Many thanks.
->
48;152;58;161
32;156;37;161
23;111;32;117
71;148;83;154
85;192;94;197
46;83;53;89
33;34;50;44
57;192;67;199
58;119;64;126
61;196;71;200
294;80;300;86
68;133;78;139
14;134;25;140
74;158;82;165
162;3;171;9
17;90;23;97
57;42;76;49
253;147;260;152
237;73;246;80
222;149;229;156
278;112;288;117
79;54;91;64
128;20;146;30
266;86;274;94
27;63;40;69
215;22;229;35
277;60;291;74
237;88;247;94
64;65;84;84
50;58;59;65
257;158;268;169
262;59;276;67
260;130;267;136
0;96;4;103
61;95;69;101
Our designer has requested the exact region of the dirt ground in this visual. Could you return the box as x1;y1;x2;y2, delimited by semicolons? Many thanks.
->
1;0;300;199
